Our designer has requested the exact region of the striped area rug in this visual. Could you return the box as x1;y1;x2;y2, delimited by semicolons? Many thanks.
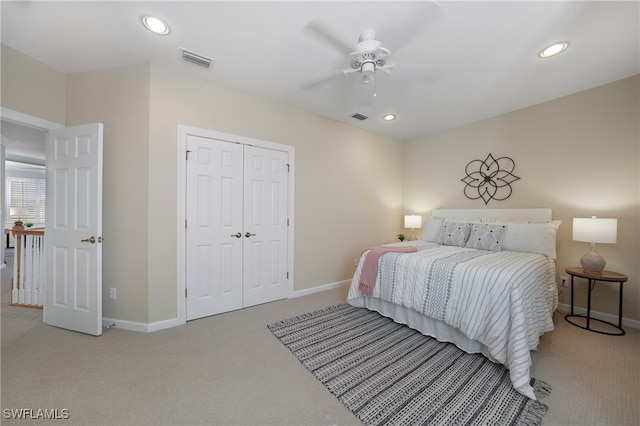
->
268;304;551;426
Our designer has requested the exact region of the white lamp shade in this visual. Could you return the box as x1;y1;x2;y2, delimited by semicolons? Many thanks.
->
9;207;28;218
573;217;617;244
404;215;422;229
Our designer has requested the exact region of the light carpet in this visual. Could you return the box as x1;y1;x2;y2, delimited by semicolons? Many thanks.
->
268;303;550;426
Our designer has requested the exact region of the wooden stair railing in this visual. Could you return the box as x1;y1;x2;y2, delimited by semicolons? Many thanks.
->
11;227;45;308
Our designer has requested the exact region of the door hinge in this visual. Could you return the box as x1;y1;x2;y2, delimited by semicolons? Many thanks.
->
186;150;191;160
287;163;290;172
287;218;289;226
185;219;188;229
185;288;188;298
287;272;289;279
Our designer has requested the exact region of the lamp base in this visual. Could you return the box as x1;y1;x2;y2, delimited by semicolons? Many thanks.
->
580;243;606;274
12;221;24;232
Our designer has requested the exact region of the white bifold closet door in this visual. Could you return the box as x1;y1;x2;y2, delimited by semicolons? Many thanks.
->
185;135;289;321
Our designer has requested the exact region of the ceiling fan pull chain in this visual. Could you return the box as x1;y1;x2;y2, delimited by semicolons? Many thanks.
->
373;73;377;98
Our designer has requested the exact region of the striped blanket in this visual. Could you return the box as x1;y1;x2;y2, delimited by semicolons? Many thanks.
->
348;241;558;400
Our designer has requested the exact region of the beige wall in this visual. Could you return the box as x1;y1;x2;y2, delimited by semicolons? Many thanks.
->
65;64;152;323
403;75;640;322
0;45;66;124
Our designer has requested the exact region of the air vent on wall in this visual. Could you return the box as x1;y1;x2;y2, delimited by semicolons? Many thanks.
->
351;113;368;121
180;48;214;69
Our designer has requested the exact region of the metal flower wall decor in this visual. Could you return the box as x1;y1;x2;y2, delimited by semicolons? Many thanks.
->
461;153;520;204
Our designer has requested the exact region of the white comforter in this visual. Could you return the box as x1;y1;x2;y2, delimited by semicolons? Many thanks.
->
347;241;558;400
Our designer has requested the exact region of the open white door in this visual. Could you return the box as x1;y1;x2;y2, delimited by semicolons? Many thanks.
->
44;123;103;336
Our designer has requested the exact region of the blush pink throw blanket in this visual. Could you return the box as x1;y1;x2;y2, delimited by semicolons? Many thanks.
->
358;246;417;296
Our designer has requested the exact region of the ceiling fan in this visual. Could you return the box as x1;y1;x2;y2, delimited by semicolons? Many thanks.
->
300;5;443;96
301;21;397;90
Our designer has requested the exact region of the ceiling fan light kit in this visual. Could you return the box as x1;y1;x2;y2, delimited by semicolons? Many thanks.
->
361;61;376;77
346;29;395;84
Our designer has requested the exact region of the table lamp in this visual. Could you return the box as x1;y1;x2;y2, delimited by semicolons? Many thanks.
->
404;215;422;241
572;216;617;274
9;207;28;230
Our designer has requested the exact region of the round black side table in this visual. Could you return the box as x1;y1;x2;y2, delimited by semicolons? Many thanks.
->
564;267;628;336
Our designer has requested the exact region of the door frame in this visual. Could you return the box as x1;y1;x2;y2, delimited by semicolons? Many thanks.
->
176;125;295;325
1;107;63;271
1;108;64;132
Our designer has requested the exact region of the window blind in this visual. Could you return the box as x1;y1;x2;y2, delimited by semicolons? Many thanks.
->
8;178;46;223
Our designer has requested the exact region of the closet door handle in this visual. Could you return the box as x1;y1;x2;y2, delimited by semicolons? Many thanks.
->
231;233;242;238
245;232;256;238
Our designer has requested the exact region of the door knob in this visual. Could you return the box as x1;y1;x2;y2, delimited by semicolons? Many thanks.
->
231;232;242;238
245;232;256;238
81;236;96;244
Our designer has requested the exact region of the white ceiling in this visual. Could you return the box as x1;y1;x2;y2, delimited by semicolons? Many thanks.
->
1;1;638;143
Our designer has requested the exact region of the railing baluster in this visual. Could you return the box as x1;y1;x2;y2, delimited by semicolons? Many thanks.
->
18;233;25;304
38;234;46;305
11;232;20;304
10;228;45;309
24;234;32;305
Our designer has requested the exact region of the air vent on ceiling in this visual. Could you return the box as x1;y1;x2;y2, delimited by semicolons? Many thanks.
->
351;113;368;121
180;48;214;69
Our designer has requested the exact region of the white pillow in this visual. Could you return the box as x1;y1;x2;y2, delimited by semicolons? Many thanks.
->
501;222;561;259
438;221;472;247
466;223;507;251
420;218;443;242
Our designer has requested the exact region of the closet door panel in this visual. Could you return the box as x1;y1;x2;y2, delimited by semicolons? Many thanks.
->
186;136;243;320
243;146;289;307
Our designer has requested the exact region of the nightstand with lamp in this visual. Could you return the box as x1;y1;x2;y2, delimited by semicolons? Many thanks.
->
565;216;628;335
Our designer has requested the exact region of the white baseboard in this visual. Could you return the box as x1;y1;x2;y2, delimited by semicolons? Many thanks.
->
557;303;640;330
101;281;352;333
102;293;639;333
102;317;180;333
292;280;351;298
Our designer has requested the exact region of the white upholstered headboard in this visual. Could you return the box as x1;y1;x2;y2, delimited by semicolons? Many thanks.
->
432;208;552;222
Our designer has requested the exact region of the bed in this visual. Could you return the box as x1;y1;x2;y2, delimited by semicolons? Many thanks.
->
347;208;560;400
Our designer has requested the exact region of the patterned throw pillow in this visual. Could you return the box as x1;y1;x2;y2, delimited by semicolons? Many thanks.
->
466;223;507;251
438;221;472;247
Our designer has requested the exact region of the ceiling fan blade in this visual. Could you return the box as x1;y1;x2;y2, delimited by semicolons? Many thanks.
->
300;69;346;91
303;19;354;56
380;1;446;55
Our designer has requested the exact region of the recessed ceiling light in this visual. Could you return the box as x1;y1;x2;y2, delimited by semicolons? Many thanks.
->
539;42;568;58
142;16;170;35
383;114;396;121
